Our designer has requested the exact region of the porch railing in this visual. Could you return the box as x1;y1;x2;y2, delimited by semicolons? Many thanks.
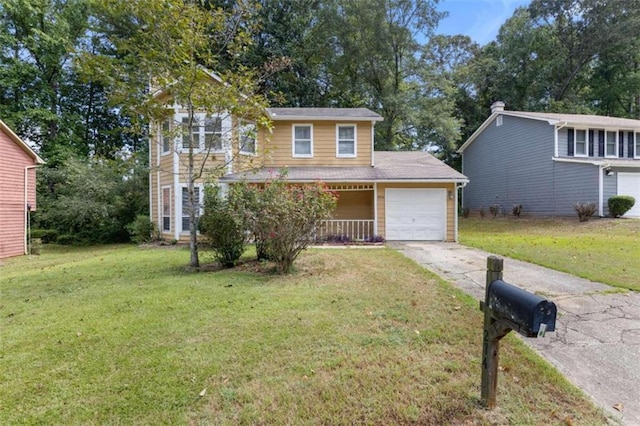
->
316;219;375;241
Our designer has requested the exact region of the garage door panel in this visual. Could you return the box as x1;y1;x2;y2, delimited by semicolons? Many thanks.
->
385;188;446;240
617;173;640;217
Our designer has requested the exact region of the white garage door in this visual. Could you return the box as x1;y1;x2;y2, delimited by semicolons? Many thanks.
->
386;188;446;240
618;173;640;217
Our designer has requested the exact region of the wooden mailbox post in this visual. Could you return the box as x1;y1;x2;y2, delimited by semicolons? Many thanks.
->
480;256;557;409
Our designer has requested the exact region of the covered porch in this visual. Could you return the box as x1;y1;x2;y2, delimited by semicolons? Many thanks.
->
316;183;376;241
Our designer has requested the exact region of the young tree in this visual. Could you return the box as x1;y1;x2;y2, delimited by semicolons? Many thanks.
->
80;0;270;267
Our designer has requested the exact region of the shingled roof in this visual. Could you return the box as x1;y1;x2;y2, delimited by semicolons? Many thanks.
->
502;110;640;129
267;108;383;122
220;151;467;183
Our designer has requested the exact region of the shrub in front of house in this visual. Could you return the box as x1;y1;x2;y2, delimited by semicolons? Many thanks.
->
608;196;636;218
489;204;500;218
574;202;597;222
126;215;158;244
200;185;250;268
512;204;523;218
461;207;470;218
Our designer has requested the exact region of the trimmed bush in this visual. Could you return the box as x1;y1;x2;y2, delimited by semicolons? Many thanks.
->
574;202;597;222
31;229;58;244
57;234;81;245
489;205;500;218
461;207;471;218
608;195;636;218
512;204;523;218
126;215;157;244
479;206;485;218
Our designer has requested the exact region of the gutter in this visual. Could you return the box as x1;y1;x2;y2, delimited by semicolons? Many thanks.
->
24;165;39;255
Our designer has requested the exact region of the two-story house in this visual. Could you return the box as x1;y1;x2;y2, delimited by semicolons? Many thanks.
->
459;102;640;217
0;119;44;259
150;106;468;242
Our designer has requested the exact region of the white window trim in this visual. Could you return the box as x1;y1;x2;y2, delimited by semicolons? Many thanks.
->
176;112;229;154
161;186;172;232
179;184;204;234
336;124;357;158
292;124;313;158
573;128;588;157
239;121;257;156
635;132;640;159
605;129;618;158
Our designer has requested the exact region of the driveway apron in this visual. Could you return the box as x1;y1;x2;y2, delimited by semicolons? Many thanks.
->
391;242;640;425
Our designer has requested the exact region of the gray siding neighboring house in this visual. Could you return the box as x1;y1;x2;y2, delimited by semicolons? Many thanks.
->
459;102;640;217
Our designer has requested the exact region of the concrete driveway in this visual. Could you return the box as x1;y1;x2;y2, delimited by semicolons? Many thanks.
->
391;242;640;425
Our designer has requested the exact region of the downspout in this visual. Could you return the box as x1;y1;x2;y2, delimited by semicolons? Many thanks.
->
598;163;609;217
24;165;38;255
554;121;569;158
455;181;468;243
373;183;378;237
173;104;181;241
371;121;375;167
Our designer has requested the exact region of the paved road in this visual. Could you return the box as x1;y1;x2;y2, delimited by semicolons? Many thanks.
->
391;242;640;425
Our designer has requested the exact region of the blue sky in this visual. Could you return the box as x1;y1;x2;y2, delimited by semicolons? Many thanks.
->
436;0;531;45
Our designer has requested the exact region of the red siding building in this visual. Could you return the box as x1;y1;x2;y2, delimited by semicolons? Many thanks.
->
0;120;44;259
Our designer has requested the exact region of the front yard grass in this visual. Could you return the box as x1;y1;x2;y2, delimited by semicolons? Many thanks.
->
460;217;640;291
1;245;607;424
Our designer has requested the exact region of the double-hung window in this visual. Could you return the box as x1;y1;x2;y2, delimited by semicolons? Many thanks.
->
635;132;640;159
239;121;257;155
204;117;223;151
181;186;201;232
336;124;356;157
162;187;171;232
161;120;171;154
293;124;313;157
605;130;618;157
181;117;201;150
574;129;587;157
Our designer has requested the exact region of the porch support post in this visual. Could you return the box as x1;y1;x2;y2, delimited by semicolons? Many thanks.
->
373;183;378;236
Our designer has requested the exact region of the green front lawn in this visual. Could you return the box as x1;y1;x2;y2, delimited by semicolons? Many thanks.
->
460;217;640;291
1;245;606;424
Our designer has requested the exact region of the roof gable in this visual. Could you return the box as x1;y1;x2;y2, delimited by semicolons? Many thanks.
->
0;119;44;164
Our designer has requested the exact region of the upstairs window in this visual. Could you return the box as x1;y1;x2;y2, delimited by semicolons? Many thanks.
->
204;117;223;151
605;130;617;157
161;120;171;154
239;122;257;155
181;117;200;150
574;129;587;156
293;124;313;157
336;125;356;157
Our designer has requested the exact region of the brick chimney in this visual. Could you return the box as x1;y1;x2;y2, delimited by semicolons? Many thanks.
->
490;101;505;114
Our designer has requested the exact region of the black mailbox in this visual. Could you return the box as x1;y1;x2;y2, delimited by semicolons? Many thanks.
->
487;279;557;337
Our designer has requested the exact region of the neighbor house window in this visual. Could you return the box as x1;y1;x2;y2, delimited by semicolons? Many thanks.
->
239;121;256;155
635;132;640;158
181;186;201;232
204;116;223;151
161;120;171;154
606;130;617;157
336;124;356;157
293;124;313;157
575;129;587;156
162;187;171;232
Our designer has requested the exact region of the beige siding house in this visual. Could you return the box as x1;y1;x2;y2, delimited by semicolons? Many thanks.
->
150;104;468;242
0;119;45;259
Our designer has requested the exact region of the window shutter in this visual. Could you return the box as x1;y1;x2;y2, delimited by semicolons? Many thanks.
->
619;131;625;158
588;130;594;156
567;128;574;156
628;132;634;158
598;130;605;157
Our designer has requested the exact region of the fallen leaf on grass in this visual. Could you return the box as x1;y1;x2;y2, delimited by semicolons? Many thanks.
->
199;388;207;397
